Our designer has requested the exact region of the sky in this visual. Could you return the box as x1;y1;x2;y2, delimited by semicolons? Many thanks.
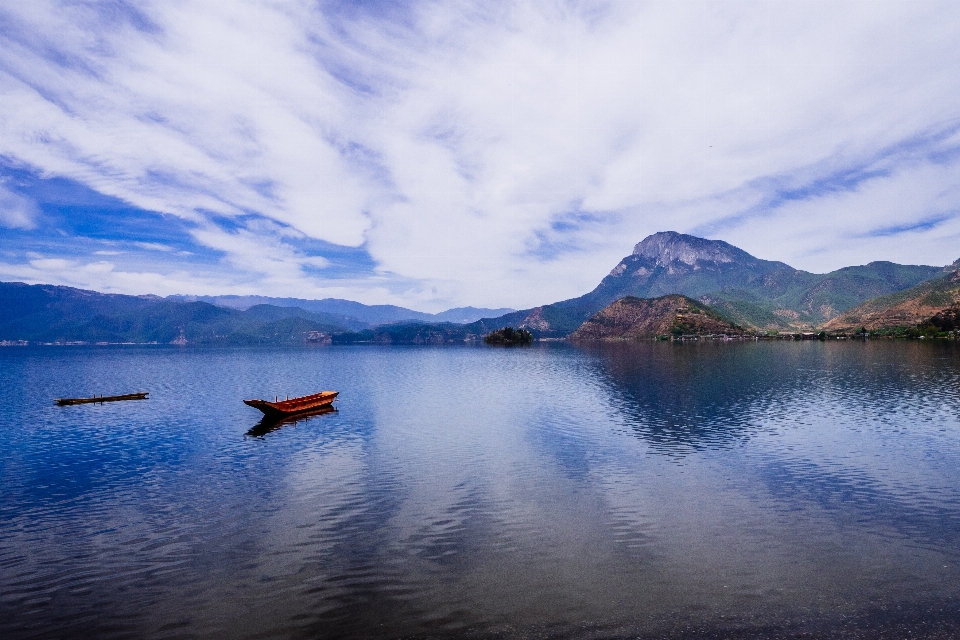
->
2;0;960;312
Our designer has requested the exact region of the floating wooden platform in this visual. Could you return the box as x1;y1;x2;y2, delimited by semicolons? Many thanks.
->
244;391;338;418
56;392;148;406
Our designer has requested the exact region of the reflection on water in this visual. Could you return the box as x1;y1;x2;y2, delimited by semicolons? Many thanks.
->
583;340;960;454
1;341;960;639
246;406;338;437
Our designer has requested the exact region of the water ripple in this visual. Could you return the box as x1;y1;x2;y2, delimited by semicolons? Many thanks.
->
2;342;960;638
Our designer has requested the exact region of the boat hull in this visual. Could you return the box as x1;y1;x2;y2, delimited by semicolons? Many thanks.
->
243;391;338;417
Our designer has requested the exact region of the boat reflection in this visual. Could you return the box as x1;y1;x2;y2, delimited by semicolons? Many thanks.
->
245;405;338;437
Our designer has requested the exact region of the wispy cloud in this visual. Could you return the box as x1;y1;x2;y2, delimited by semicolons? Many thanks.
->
2;1;960;308
0;181;38;229
132;241;173;252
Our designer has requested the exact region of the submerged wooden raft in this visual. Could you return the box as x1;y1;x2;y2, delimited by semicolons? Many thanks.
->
56;392;149;406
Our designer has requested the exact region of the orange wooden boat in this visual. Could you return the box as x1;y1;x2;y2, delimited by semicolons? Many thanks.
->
243;391;338;417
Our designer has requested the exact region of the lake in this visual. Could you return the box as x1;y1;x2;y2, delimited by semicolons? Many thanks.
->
2;341;960;639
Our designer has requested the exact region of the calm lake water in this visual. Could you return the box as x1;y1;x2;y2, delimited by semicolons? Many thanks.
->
2;341;960;639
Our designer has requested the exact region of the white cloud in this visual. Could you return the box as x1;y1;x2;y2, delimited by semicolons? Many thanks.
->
0;251;409;304
0;0;377;238
717;157;960;271
0;183;38;229
0;255;203;296
2;1;960;308
132;242;173;252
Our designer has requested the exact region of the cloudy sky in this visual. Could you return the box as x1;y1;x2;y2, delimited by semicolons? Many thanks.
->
2;0;960;311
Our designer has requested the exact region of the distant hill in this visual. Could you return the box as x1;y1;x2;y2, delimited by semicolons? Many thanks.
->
431;306;517;323
569;295;746;340
169;294;514;326
0;282;362;344
0;281;513;345
822;260;960;331
467;232;943;337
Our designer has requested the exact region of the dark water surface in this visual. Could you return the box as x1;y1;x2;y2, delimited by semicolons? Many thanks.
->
2;341;960;639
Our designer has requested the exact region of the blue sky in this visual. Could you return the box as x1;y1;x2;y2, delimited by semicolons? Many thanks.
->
2;1;960;311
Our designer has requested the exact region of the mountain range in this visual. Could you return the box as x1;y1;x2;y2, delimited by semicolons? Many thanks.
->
168;295;514;326
0;282;365;345
1;231;956;345
464;232;945;337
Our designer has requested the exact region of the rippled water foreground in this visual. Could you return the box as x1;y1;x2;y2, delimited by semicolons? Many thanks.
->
2;341;960;639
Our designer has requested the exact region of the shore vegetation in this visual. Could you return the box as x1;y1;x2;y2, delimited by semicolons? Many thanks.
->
484;327;533;345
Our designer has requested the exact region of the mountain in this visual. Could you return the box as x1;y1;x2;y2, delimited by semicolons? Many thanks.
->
169;294;514;326
569;295;746;340
431;306;517;323
2;233;947;344
0;282;362;344
467;232;943;336
822;260;960;332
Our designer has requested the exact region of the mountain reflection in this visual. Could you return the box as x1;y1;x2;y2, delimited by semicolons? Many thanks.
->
577;340;960;455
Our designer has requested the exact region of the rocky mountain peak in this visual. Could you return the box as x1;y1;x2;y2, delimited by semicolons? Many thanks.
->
632;231;745;266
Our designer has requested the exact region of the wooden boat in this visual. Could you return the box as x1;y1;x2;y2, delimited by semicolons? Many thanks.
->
56;392;148;406
243;391;339;417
